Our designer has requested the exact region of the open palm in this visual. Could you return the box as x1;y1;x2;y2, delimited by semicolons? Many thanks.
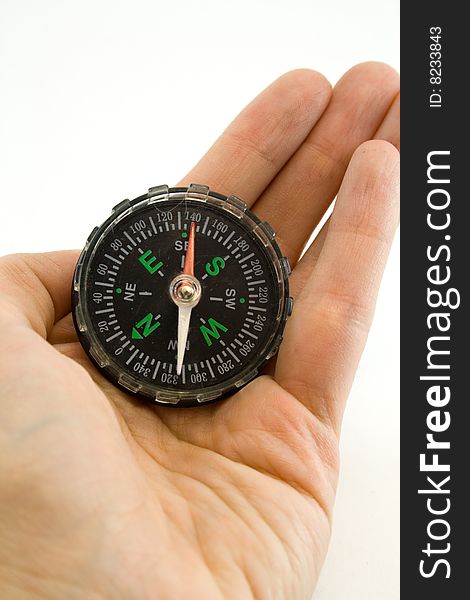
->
0;64;399;600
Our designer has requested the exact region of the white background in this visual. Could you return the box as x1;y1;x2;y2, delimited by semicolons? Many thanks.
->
0;1;399;598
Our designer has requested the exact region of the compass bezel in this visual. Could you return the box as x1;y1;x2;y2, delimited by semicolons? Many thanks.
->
72;185;291;407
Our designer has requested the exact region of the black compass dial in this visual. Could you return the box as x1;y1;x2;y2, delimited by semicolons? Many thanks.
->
73;186;292;407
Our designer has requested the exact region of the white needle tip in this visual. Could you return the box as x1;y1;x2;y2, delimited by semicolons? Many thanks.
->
177;305;192;378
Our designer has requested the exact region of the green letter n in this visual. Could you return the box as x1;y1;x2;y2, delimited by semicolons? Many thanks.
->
132;312;161;339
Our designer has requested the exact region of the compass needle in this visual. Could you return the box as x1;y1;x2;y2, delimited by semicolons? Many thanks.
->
176;222;197;375
177;306;192;375
73;185;293;406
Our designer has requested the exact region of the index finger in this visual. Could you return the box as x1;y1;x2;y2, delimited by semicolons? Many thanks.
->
178;69;332;203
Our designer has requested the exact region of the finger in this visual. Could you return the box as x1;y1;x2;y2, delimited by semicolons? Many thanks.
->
178;69;332;203
287;88;400;295
49;313;77;345
0;251;79;338
253;62;399;264
289;220;330;297
374;92;400;150
288;88;400;294
276;140;399;433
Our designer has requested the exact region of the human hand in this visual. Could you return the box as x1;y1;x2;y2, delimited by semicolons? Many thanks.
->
0;64;399;599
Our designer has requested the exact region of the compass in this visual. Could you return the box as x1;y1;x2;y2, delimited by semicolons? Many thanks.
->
72;184;293;407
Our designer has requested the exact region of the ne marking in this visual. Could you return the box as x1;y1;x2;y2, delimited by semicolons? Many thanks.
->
223;231;235;246
121;248;129;256
126;349;139;365
227;347;240;363
140;230;147;240
181;364;186;384
105;254;122;265
106;331;122;342
165;222;170;232
149;216;158;234
152;361;161;379
210;296;223;302
251;280;265;286
124;231;137;246
239;252;255;264
202;217;209;234
250;306;267;312
177;211;182;230
95;281;113;287
95;308;113;314
206;360;215;378
242;328;258;340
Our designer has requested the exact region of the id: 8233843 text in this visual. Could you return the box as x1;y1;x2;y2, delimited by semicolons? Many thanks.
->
429;26;443;109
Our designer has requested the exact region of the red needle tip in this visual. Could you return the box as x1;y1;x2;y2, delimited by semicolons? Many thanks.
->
183;222;195;276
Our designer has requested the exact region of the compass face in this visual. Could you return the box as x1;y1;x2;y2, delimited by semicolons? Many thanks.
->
73;185;292;406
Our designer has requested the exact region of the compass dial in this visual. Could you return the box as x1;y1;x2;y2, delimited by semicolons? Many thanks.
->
72;184;292;407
